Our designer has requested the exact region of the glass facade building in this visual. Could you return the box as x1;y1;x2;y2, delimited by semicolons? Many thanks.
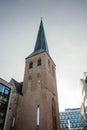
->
59;108;84;130
0;83;11;130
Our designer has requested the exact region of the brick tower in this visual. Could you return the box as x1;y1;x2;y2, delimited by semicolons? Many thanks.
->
14;20;60;130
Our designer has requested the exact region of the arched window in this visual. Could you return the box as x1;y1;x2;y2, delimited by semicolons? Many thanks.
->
29;62;33;69
37;58;41;66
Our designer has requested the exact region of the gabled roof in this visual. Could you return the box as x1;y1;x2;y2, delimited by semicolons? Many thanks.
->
10;78;23;95
27;19;49;58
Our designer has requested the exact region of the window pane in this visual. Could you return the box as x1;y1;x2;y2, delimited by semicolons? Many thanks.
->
0;83;11;130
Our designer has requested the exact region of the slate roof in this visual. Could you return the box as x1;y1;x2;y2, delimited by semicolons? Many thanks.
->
10;78;23;95
27;19;49;58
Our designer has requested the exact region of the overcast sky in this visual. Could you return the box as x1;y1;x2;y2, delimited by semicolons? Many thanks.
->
0;0;87;111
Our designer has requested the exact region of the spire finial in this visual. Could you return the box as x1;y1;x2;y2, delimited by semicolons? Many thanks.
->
27;19;50;58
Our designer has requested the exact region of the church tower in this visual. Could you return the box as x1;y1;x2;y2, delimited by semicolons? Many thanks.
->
14;20;60;130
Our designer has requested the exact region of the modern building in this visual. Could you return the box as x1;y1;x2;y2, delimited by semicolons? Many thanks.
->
0;20;60;130
60;108;83;130
80;72;87;129
0;79;11;130
0;78;22;130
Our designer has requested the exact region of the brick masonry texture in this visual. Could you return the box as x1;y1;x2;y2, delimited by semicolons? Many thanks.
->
14;52;60;130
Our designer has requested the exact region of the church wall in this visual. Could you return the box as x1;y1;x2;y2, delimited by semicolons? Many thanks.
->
14;51;60;130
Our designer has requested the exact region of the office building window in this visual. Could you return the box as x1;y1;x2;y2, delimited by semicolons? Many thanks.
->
0;83;11;130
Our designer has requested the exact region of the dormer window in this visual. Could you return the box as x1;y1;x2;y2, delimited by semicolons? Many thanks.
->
29;62;33;69
37;58;41;66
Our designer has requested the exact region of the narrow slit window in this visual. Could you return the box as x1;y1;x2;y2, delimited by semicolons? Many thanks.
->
37;74;41;88
37;59;41;66
52;65;55;76
28;76;32;90
29;62;33;69
12;117;15;127
48;60;51;72
52;98;57;130
37;105;40;128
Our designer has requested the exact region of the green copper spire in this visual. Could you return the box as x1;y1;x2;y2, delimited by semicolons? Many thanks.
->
27;19;49;58
34;19;49;53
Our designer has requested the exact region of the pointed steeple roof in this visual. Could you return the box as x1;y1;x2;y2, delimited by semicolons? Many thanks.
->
27;19;49;58
34;19;49;53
